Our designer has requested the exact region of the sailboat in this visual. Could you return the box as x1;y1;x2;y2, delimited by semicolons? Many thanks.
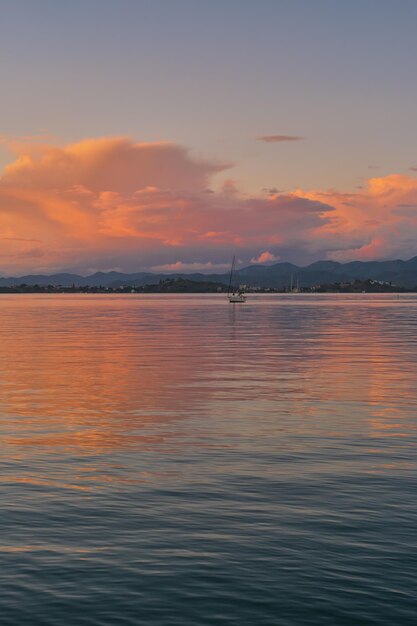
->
290;273;301;293
227;256;246;303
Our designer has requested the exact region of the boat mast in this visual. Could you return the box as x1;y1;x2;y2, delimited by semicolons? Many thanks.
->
228;255;236;294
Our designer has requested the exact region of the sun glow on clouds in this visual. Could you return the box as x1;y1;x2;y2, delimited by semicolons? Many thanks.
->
150;261;231;272
1;136;417;274
251;251;279;264
293;174;417;261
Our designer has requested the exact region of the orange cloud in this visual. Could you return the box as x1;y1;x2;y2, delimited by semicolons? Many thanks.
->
150;261;230;272
3;137;226;193
1;137;417;274
251;251;279;264
294;174;417;261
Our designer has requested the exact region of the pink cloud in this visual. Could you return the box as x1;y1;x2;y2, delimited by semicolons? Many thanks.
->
251;251;279;264
1;137;417;274
294;174;417;261
150;261;230;272
3;137;228;193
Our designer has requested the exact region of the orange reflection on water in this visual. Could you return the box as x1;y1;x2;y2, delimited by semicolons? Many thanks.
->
1;294;416;487
281;301;417;441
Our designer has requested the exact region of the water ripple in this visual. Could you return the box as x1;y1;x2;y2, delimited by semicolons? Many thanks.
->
0;294;416;625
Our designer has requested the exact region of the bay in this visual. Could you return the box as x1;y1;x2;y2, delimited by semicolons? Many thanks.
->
0;294;416;625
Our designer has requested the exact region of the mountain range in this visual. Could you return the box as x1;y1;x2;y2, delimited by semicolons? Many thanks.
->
2;257;417;288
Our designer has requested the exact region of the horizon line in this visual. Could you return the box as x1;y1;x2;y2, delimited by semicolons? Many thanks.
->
1;254;416;279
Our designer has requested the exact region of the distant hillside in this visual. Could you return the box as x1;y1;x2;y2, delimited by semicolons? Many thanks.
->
231;257;417;288
1;256;417;288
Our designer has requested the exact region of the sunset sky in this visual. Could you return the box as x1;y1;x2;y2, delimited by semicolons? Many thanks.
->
1;0;417;274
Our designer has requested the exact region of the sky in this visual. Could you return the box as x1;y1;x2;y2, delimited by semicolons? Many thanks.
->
1;0;417;275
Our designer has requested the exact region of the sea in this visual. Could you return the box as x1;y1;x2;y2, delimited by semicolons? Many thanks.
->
0;293;416;625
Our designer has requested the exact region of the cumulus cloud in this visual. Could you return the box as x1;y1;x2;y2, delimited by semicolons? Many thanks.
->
0;136;334;273
3;137;227;193
150;261;230;272
293;174;417;261
257;135;303;143
1;136;417;274
251;251;279;264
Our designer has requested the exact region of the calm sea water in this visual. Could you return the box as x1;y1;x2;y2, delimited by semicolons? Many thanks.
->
1;293;416;625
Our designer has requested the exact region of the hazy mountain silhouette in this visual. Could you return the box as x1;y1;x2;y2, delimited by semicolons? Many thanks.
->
2;257;417;288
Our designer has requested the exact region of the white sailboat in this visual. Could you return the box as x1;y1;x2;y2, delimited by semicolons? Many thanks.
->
290;273;301;293
227;256;246;303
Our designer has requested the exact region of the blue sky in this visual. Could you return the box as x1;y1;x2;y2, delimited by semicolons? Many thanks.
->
2;0;417;192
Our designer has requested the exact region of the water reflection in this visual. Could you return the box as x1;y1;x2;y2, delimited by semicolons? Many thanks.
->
1;294;417;625
1;293;416;474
